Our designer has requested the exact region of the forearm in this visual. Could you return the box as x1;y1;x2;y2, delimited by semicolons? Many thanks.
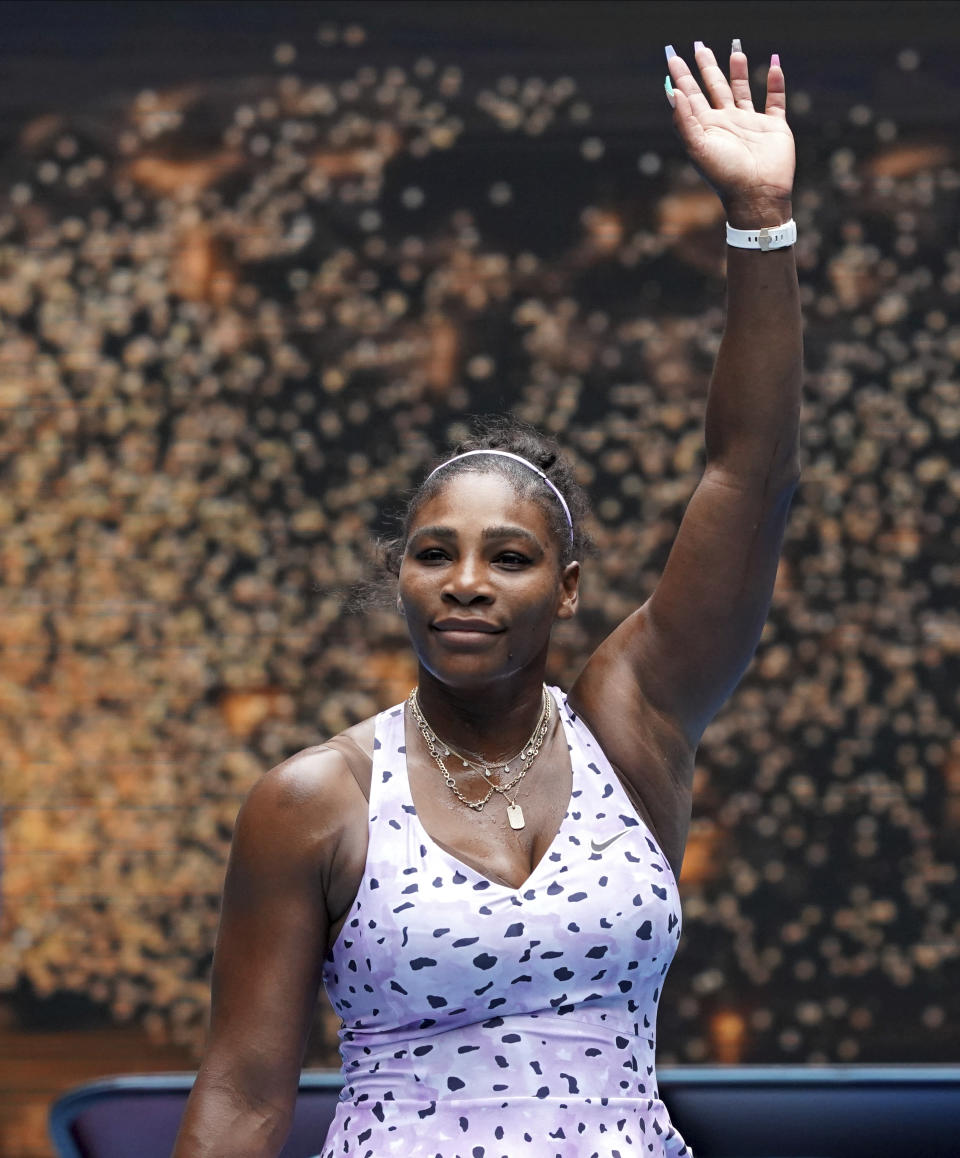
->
704;195;803;483
172;1074;293;1158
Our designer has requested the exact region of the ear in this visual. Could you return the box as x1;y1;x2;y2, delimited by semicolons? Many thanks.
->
555;561;580;620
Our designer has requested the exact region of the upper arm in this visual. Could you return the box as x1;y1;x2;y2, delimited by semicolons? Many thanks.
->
637;462;799;742
574;462;797;762
569;466;796;871
183;747;360;1133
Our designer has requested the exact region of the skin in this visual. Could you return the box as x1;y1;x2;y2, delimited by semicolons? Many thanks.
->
174;42;802;1158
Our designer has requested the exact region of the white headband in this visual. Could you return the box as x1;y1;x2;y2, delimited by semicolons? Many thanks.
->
423;449;575;546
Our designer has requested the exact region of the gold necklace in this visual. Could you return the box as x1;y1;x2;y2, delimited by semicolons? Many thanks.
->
416;685;546;778
408;687;552;830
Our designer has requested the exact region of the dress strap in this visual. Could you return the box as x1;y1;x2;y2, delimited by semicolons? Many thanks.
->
368;701;411;825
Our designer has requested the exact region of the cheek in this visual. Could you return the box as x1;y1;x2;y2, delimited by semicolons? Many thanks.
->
397;572;432;623
515;585;563;629
396;559;417;598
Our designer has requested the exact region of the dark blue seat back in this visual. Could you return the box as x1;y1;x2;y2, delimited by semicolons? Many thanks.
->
659;1066;960;1157
49;1073;342;1158
50;1066;960;1158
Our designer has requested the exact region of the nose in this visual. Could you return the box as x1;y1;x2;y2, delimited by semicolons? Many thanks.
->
441;554;493;606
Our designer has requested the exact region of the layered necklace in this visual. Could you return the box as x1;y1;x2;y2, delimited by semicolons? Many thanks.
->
407;686;551;831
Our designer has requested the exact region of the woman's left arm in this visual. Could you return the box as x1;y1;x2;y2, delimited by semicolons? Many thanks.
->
573;43;801;766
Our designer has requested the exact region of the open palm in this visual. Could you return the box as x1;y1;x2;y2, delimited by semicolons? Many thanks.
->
667;43;795;209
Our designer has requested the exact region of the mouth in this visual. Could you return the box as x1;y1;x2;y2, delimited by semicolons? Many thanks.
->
431;618;505;636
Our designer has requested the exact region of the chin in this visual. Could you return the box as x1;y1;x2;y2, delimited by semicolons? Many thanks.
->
418;650;544;692
421;661;503;689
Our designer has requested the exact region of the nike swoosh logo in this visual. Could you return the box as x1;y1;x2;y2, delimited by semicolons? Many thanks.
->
590;829;631;853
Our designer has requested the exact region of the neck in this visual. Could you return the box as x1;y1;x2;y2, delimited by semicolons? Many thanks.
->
413;669;551;763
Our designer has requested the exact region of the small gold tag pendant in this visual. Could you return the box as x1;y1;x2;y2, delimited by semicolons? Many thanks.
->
506;803;525;830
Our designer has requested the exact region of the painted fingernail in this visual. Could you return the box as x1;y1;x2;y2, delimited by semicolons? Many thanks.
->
664;75;677;109
665;45;677;61
771;53;781;67
732;38;742;54
694;40;705;53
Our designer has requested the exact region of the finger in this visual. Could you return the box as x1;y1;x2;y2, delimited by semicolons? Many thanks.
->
671;85;706;153
728;41;754;111
692;40;735;109
665;45;713;121
765;53;787;118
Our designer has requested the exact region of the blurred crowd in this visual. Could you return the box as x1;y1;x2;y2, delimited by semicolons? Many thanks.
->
0;26;958;1066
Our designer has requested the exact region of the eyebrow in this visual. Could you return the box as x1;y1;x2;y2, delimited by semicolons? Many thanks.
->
409;524;543;548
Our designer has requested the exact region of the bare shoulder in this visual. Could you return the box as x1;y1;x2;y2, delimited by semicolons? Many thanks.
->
235;729;373;881
322;716;377;801
570;608;691;763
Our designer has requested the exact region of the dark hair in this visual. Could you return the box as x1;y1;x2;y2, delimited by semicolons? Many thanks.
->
382;415;593;574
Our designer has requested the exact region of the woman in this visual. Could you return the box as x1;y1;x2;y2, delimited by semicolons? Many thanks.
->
173;40;801;1158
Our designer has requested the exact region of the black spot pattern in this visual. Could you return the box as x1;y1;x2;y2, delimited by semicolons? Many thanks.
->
320;692;686;1157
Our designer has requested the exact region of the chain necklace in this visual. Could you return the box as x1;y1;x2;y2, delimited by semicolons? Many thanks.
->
408;686;552;830
428;718;545;779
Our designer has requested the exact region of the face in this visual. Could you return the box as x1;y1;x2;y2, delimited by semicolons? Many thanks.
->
397;472;579;689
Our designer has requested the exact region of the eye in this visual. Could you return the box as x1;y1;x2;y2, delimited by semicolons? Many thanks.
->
495;551;531;568
414;547;449;563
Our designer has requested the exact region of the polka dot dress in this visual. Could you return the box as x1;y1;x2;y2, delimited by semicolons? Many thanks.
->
318;688;688;1158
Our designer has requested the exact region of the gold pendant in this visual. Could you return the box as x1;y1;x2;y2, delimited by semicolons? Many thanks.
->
506;802;525;830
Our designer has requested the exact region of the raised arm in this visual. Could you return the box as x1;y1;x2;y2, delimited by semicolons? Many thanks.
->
571;42;801;855
640;43;801;736
172;750;361;1158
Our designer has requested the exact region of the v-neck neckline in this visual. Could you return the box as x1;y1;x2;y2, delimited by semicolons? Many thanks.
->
402;686;575;895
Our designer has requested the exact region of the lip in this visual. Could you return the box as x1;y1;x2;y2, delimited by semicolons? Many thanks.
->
432;618;504;634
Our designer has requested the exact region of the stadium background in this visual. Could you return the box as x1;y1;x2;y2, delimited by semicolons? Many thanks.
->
1;2;959;1154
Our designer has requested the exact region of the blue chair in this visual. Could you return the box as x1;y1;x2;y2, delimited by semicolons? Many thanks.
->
49;1071;342;1158
658;1065;960;1157
50;1065;960;1158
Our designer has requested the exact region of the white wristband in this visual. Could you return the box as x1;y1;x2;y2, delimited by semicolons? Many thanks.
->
725;219;797;251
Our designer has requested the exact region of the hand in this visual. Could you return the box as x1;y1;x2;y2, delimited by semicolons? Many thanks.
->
666;42;795;227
